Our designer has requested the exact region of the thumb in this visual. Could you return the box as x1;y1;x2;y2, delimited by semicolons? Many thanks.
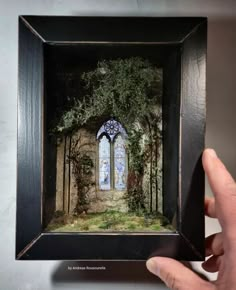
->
146;257;212;290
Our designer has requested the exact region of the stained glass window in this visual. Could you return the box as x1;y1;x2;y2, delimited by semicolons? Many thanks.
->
99;135;111;190
114;135;126;190
97;119;127;141
97;119;127;191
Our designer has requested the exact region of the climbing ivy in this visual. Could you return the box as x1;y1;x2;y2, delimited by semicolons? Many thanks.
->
68;136;94;214
53;57;162;213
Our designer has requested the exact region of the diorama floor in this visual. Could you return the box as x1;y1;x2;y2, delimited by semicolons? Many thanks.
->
45;211;174;232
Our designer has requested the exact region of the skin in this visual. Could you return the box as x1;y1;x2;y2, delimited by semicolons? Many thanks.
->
146;148;236;290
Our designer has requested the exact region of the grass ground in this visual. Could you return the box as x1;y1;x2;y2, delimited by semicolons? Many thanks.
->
45;210;174;232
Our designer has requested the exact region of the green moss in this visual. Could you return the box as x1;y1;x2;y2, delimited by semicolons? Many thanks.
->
125;222;138;230
98;223;110;230
45;210;174;232
150;224;161;231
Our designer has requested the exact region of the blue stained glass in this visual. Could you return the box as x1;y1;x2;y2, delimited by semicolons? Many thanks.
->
114;135;126;190
97;119;127;141
99;135;111;190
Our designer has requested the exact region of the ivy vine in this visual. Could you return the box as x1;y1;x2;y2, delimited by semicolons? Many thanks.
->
53;57;163;213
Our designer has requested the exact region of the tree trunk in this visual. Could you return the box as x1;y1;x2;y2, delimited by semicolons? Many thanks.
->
67;135;72;213
155;126;158;212
150;142;153;213
62;135;67;212
146;117;153;213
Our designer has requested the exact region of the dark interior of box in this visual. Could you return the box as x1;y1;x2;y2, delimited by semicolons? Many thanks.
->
43;43;181;229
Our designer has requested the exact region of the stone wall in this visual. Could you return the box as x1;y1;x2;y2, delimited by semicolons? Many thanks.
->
55;125;163;215
55;128;128;214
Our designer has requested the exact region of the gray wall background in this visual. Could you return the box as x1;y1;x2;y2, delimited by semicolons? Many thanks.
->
0;0;235;289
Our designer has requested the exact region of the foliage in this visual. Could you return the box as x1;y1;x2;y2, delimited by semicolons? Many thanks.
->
46;210;174;232
52;57;163;213
53;57;162;134
68;136;94;214
99;210;121;229
127;128;144;173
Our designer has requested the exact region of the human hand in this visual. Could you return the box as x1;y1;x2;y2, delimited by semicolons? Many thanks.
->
146;148;236;290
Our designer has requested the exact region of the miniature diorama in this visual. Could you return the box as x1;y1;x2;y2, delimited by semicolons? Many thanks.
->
17;16;206;261
43;46;174;232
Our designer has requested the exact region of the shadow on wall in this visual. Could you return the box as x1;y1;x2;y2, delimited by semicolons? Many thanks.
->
51;261;162;285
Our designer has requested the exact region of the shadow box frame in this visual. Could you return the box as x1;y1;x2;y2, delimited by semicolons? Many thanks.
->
16;16;207;261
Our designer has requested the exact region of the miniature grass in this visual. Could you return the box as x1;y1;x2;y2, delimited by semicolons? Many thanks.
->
45;210;174;232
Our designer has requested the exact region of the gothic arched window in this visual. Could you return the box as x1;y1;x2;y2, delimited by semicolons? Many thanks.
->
97;119;127;191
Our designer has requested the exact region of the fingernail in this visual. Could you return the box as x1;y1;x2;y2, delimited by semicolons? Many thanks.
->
146;258;160;276
207;149;217;158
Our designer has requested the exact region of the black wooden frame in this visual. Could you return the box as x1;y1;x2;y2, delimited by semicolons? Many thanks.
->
16;16;207;261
